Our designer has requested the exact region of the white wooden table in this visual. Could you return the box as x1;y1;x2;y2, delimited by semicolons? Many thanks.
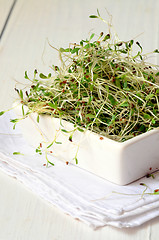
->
0;0;159;239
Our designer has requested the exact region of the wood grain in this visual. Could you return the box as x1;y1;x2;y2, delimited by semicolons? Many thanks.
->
0;0;159;239
0;0;15;34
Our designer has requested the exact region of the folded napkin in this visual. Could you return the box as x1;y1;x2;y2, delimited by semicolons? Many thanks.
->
0;111;159;229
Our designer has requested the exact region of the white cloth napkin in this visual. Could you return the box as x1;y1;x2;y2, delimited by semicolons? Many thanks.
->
0;111;159;229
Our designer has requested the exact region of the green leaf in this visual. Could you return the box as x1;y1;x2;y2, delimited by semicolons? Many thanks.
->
139;125;145;132
119;49;127;54
59;47;65;52
145;94;154;101
130;109;134;116
55;141;62;144
154;49;159;53
155;72;159;76
37;115;40;123
88;96;93;103
89;15;98;18
140;55;143;61
143;113;151;119
86;113;95;118
115;79;121;88
34;69;38;76
108;115;116;126
90;33;95;40
19;90;23;99
48;160;54;166
108;95;117;105
73;156;78;164
59;47;71;53
152;119;156;124
13;152;24;155
106;86;109;92
61;129;69;133
0;111;5;116
84;43;91;49
90;85;93;91
69;135;72;142
77;127;84;132
123;81;127;89
80;41;83;46
136;41;142;50
10;118;19;123
48;102;57;109
119;101;129;107
39;73;47;79
129;39;134;47
65;48;71;52
97;9;100;16
36;148;41;153
22;105;24;116
24;71;29;79
125;42;129;49
47;142;54;149
154;191;159;194
52;65;59;71
71;48;80;54
103;34;110;41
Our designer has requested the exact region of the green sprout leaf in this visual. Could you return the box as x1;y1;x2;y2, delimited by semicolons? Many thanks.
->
97;9;100;17
39;73;47;79
119;101;129;107
0;111;5;116
19;90;23;99
69;135;73;142
48;160;54;166
154;189;159;194
77;127;84;132
37;115;40;123
71;48;80;54
22;105;25;116
48;102;57;109
89;15;98;18
154;49;159;53
108;95;117;106
108;115;116;126
90;33;95;40
24;71;29;79
103;34;110;41
10;118;19;123
143;113;151;119
73;156;78;164
86;114;95;118
55;141;62;144
13;152;24;155
47;142;54;149
61;129;69;133
145;94;154;101
136;41;142;50
155;72;159;76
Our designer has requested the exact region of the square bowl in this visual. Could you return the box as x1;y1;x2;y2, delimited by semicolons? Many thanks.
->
14;102;159;185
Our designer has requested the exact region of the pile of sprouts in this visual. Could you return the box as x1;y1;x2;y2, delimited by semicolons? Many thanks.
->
12;12;159;142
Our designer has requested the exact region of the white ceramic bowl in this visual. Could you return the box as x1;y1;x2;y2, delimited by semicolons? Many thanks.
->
14;103;159;185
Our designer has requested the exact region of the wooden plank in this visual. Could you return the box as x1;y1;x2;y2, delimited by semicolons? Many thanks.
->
0;0;159;239
0;0;14;34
